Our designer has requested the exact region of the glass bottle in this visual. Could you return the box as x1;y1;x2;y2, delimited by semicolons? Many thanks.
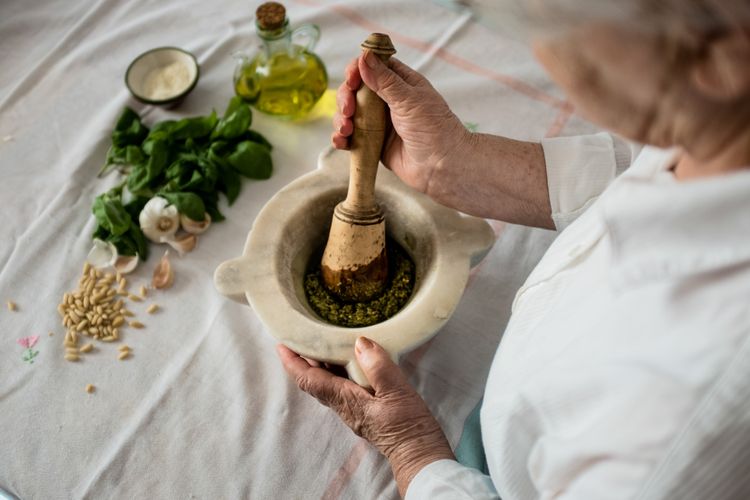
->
233;2;328;120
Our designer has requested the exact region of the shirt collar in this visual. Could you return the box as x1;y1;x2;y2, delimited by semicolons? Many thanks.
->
602;150;750;289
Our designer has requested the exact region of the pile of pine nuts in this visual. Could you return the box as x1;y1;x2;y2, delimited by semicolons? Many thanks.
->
57;262;156;362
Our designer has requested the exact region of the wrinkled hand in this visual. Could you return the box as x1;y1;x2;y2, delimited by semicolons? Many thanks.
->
332;51;470;195
277;337;454;497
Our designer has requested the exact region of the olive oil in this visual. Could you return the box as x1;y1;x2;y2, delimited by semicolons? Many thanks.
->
235;48;328;120
234;2;328;120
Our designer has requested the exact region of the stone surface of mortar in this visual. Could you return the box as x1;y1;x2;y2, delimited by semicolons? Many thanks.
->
214;147;495;386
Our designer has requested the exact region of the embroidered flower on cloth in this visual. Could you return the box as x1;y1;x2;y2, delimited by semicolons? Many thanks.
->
17;336;40;364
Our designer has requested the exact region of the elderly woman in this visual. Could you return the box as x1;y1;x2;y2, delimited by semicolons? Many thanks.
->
278;1;750;498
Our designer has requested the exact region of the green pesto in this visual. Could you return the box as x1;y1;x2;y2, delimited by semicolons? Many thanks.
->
304;240;415;327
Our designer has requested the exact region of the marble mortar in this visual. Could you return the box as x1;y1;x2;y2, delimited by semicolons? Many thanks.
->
214;147;495;386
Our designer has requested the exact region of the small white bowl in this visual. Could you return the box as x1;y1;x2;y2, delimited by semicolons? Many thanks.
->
125;47;199;106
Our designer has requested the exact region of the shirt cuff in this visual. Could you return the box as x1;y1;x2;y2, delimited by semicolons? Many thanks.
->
541;132;621;231
405;459;499;500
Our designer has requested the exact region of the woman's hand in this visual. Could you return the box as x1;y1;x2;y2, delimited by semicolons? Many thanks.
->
332;51;470;196
277;337;455;497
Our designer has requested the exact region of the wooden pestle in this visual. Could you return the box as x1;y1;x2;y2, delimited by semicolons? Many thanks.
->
321;33;396;302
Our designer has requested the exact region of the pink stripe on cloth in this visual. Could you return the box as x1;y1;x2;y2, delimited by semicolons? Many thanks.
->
292;0;569;109
320;440;371;500
545;104;575;138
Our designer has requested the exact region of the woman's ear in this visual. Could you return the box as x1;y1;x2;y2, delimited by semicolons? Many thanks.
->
691;29;750;100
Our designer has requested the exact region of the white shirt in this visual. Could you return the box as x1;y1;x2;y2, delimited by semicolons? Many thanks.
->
406;134;750;500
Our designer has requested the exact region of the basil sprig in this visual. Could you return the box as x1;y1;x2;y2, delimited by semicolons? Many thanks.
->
92;97;273;259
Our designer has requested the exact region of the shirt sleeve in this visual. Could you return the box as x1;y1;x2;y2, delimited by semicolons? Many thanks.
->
405;459;500;500
541;132;636;231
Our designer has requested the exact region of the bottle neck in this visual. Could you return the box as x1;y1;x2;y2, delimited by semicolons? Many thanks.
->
257;19;293;58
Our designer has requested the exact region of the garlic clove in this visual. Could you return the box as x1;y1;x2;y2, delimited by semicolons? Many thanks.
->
121;184;135;206
87;239;118;269
152;251;174;289
180;212;212;235
165;232;197;256
114;255;139;274
139;196;180;243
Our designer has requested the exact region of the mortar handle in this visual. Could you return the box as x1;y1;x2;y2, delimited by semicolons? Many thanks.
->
342;33;397;215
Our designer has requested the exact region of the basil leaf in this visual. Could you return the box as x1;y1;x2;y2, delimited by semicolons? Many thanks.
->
203;194;225;222
170;111;218;140
242;129;273;150
211;97;252;140
158;192;206;220
127;164;151;195
128;220;149;259
227;141;272;179
112;107;148;147
125;145;144;164
223;166;241;204
147;140;169;178
92;194;130;237
109;233;138;257
127;141;168;196
105;145;127;165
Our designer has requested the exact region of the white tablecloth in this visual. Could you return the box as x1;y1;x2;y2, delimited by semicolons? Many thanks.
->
0;1;601;498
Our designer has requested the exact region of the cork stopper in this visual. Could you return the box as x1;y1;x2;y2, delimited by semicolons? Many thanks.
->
361;33;397;57
256;2;286;31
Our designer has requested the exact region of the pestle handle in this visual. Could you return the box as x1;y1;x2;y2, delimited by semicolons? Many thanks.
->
342;34;397;215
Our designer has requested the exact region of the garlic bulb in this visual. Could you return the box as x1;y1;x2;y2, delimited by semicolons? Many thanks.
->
180;212;211;235
87;239;118;269
139;197;179;243
165;232;197;255
152;251;174;289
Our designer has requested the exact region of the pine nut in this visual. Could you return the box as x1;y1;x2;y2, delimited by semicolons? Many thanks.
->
7;301;17;311
80;343;94;353
64;354;80;362
118;345;131;352
76;319;89;332
146;304;159;314
139;285;147;297
118;351;130;360
128;293;142;302
85;384;95;393
129;321;144;329
112;316;125;327
123;310;135;317
65;347;79;355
